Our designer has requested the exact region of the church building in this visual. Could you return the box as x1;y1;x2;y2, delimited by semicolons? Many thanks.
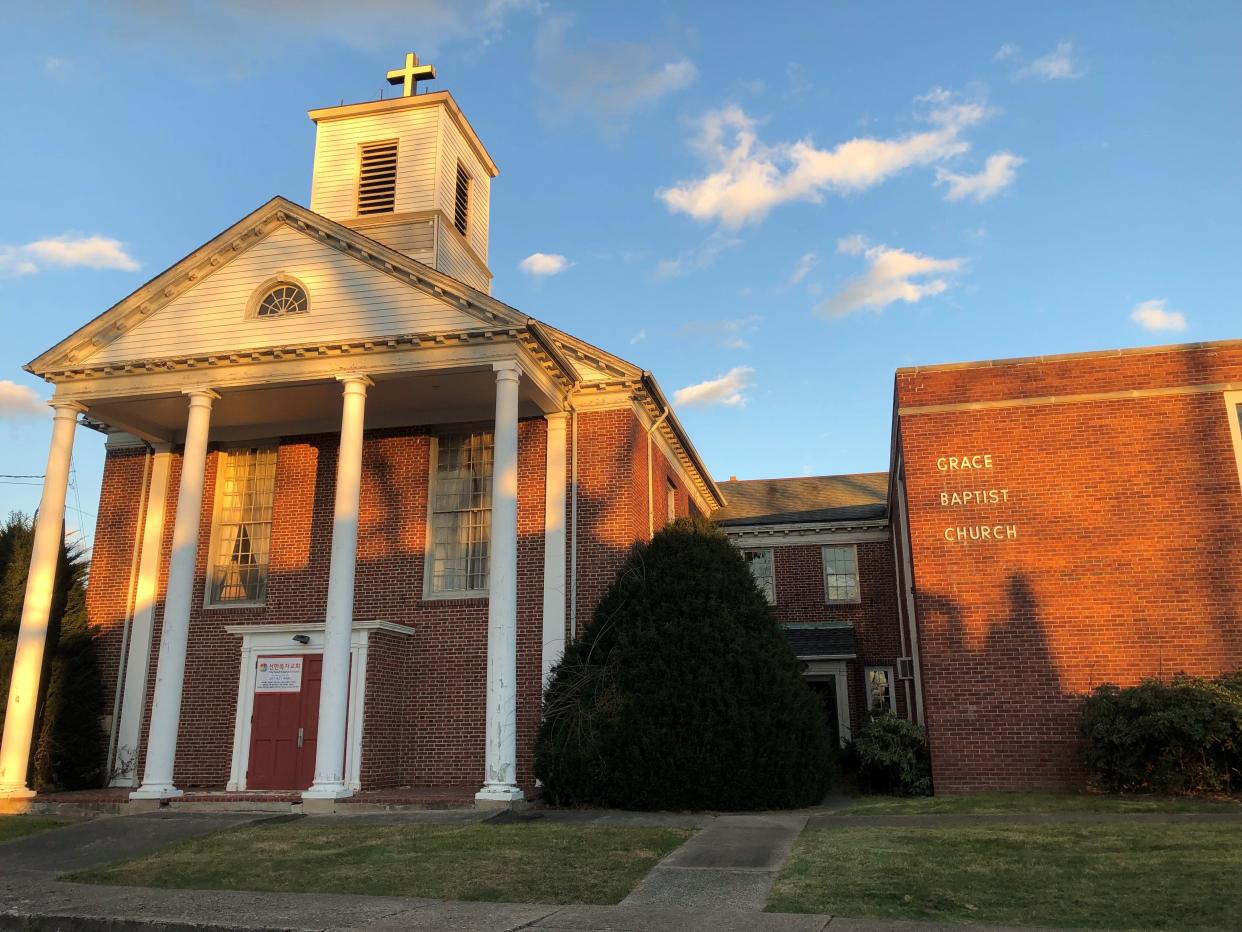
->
1;57;1240;805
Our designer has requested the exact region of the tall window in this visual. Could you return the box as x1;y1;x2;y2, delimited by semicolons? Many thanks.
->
453;162;470;235
865;666;896;714
743;548;776;604
428;431;493;595
822;544;861;604
208;447;278;605
666;478;677;523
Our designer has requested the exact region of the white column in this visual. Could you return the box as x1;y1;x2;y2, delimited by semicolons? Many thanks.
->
304;374;372;801
540;412;568;690
132;389;218;800
0;401;84;798
111;445;172;786
477;360;523;804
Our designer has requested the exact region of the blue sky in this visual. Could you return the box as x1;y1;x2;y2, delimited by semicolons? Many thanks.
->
1;1;1239;553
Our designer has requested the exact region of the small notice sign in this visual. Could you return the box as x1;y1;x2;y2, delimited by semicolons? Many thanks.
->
255;656;303;694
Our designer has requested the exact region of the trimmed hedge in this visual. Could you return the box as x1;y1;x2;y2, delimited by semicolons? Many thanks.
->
1080;672;1242;794
851;712;933;796
535;516;833;810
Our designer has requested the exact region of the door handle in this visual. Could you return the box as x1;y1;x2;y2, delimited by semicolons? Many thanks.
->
297;727;304;749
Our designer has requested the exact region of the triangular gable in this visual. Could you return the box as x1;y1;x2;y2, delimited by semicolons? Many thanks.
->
28;197;526;374
540;323;643;385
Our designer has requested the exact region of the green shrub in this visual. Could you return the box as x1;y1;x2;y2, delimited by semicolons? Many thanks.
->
850;712;932;796
1080;672;1242;794
535;516;833;810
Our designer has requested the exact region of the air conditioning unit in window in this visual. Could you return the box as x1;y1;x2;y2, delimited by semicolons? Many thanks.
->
897;657;915;680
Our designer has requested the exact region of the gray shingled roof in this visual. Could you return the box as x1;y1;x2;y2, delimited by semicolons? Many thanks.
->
782;623;857;658
713;473;888;526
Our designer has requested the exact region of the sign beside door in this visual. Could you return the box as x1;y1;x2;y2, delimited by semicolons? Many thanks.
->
255;656;303;693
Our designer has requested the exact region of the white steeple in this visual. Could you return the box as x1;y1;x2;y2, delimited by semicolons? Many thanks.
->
308;53;498;294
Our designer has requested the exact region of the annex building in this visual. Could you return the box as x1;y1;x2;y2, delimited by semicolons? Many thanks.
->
2;57;1240;803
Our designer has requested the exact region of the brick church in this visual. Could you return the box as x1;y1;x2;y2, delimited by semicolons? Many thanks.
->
2;57;1240;804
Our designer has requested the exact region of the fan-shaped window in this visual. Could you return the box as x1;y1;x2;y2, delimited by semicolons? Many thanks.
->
248;277;309;319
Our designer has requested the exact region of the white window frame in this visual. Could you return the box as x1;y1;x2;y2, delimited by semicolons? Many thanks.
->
422;431;493;600
666;478;677;524
865;665;897;714
742;547;777;604
204;444;279;609
802;660;852;746
1224;391;1242;494
822;543;862;605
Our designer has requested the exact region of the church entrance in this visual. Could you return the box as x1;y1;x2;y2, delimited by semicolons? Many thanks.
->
801;660;852;748
807;679;842;747
246;655;323;790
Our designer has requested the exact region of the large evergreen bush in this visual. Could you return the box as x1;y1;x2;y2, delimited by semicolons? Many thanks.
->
1080;672;1242;794
535;516;833;810
0;512;106;791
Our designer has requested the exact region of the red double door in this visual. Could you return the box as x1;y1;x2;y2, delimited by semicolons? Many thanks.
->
247;654;323;790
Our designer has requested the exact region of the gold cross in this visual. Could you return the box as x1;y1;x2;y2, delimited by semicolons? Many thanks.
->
386;52;436;98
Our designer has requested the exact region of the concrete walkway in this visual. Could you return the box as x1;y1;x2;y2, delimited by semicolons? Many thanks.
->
623;812;808;910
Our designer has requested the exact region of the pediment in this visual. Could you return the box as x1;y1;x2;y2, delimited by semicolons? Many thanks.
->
28;197;525;374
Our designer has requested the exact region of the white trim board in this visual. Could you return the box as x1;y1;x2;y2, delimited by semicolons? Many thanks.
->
801;659;852;745
725;526;888;548
224;620;412;792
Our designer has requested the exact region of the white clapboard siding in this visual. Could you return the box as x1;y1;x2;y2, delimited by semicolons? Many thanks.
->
346;216;435;260
437;223;490;293
310;107;440;221
90;225;482;365
437;110;490;264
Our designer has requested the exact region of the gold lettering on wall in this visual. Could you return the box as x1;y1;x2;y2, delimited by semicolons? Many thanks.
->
935;453;1017;543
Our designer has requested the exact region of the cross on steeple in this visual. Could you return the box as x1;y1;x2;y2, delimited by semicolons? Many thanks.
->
386;52;436;97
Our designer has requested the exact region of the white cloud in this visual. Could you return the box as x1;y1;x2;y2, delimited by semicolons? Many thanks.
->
936;152;1025;202
0;234;138;277
678;315;761;350
0;381;46;419
818;236;963;317
993;43;1019;62
534;16;696;125
1019;41;1083;81
673;366;755;408
658;90;989;228
1130;299;1186;333
630;328;647;344
655;232;742;279
788;251;820;285
518;252;572;276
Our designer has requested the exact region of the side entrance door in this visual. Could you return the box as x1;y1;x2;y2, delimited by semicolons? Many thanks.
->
247;654;323;790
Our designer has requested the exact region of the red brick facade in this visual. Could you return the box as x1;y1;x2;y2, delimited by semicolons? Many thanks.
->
88;404;698;793
895;342;1242;791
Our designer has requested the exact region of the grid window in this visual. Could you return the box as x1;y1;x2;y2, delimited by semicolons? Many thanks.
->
822;544;860;603
453;162;470;235
208;447;278;605
666;479;677;523
743;548;776;604
865;666;896;714
429;431;493;594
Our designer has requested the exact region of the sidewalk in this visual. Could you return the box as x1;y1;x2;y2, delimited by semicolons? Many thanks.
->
0;810;1054;932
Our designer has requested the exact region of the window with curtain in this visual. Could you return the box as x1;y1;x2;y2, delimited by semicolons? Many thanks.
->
428;431;493;595
865;666;896;714
208;446;278;605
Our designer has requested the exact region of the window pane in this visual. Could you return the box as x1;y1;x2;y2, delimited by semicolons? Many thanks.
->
743;548;775;604
823;545;860;602
867;668;893;713
210;447;277;604
430;431;494;593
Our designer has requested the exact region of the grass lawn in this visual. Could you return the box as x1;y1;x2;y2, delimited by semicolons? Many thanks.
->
0;816;70;843
73;821;693;905
768;822;1242;929
839;790;1242;816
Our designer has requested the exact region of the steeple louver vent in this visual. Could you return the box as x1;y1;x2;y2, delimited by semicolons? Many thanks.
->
357;141;398;215
454;162;470;235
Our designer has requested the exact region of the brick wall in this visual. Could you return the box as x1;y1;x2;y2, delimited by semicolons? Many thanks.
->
770;541;906;735
897;343;1242;791
95;417;555;792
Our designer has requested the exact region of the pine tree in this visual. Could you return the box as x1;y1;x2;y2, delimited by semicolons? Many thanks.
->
536;516;833;810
